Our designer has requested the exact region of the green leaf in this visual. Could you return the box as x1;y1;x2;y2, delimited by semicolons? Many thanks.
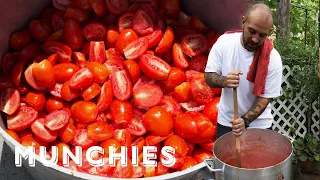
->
299;155;308;161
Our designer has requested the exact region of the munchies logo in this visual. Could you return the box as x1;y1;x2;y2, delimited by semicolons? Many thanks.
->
15;146;176;167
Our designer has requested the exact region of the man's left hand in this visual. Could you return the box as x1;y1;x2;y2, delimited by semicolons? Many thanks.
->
230;117;246;136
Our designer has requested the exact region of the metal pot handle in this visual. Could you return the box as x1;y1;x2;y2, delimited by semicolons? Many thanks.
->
280;133;295;143
204;158;225;173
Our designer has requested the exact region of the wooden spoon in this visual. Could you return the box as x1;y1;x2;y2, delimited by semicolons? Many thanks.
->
233;87;242;168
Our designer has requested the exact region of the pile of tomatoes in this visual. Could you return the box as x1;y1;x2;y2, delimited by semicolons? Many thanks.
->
1;0;223;178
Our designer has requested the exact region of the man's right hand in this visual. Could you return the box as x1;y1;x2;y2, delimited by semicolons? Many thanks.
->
225;70;243;88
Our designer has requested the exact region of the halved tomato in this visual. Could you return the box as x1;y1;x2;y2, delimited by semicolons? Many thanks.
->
72;52;87;68
0;88;20;115
187;113;215;144
199;140;215;151
1;52;18;74
45;96;64;113
89;41;106;64
24;63;46;91
155;26;174;53
25;91;46;111
145;132;173;146
118;13;134;32
188;55;207;72
59;121;76;143
174;113;198;139
7;106;38;131
139;54;171;80
100;138;121;157
28;20;52;42
192;148;213;163
190;16;210;33
113;129;132;148
113;159;133;178
173;43;189;69
181;33;208;57
123;37;149;60
158;95;181;116
171;82;192;103
69;0;91;11
190;75;214;104
43;41;72;63
11;60;26;86
45;109;70;131
69;68;93;89
145;29;162;49
31;118;58;142
97;80;113;112
19;42;41;63
83;22;107;41
160;0;180;19
115;29;138;54
70;129;97;149
61;81;81;101
88;0;107;17
51;11;65;32
5;129;21;143
180;99;205;112
203;97;220;125
52;0;72;11
110;70;133;101
133;83;163;108
132;9;154;35
160;67;185;92
81;82;101;101
32;59;56;88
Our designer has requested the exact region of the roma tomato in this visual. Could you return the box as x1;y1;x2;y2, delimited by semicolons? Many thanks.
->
51;11;65;32
113;129;132;148
105;25;119;48
174;113;198;138
178;156;198;171
24;63;46;91
115;29;138;54
81;82;101;101
173;43;189;69
159;95;181;116
53;63;80;82
1;52;18;74
164;135;188;157
11;60;26;86
9;30;32;50
5;129;21;143
106;0;129;15
59;121;76;143
25;91;46;111
160;67;186;92
19;42;41;63
0;88;20;115
100;138;121;157
145;29;162;49
160;0;180;19
64;7;90;25
143;106;173;136
48;83;63;98
82;22;107;41
192;148;213;163
139;54;171;80
172;82;192;103
109;100;132;124
88;0;107;17
123;60;140;84
86;62;110;83
203;97;220;125
71;101;98;123
187;113;215;143
28;20;52;42
61;81;81;101
132;9;154;35
63;18;84;51
32;59;56;88
111;70;133;101
45;96;64;113
87;122;113;141
70;129;97;149
188;55;207;72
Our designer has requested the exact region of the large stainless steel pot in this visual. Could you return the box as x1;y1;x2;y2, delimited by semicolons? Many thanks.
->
205;129;294;180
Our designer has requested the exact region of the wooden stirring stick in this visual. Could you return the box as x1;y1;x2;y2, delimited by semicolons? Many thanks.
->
233;87;242;168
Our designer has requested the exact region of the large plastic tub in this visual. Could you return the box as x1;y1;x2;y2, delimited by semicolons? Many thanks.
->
0;0;250;179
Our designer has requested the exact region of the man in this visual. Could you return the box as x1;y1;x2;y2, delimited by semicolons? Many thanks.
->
204;3;283;138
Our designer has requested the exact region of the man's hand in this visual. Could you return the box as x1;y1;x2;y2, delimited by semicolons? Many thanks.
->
225;70;243;88
230;117;245;136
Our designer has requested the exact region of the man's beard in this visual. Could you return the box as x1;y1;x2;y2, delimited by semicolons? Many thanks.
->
242;30;258;52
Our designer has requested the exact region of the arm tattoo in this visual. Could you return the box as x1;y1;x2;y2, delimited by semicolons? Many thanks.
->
204;72;226;88
244;97;271;122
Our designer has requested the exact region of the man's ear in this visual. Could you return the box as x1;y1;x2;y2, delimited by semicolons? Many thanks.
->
242;16;245;29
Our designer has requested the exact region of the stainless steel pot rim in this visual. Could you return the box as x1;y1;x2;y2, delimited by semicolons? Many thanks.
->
211;128;294;170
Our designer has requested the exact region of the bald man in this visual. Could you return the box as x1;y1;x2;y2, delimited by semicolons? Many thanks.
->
204;3;283;138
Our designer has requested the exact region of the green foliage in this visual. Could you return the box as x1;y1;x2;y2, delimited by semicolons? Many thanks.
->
292;134;320;162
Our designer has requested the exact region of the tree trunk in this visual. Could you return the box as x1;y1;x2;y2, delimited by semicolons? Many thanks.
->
276;0;290;40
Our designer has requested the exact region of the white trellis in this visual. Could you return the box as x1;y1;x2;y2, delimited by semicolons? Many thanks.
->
271;65;320;140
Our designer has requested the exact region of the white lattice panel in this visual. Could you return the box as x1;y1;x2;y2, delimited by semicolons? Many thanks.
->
271;65;314;139
311;100;320;140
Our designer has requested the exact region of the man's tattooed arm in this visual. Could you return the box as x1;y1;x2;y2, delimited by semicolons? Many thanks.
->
243;97;271;122
204;72;227;88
